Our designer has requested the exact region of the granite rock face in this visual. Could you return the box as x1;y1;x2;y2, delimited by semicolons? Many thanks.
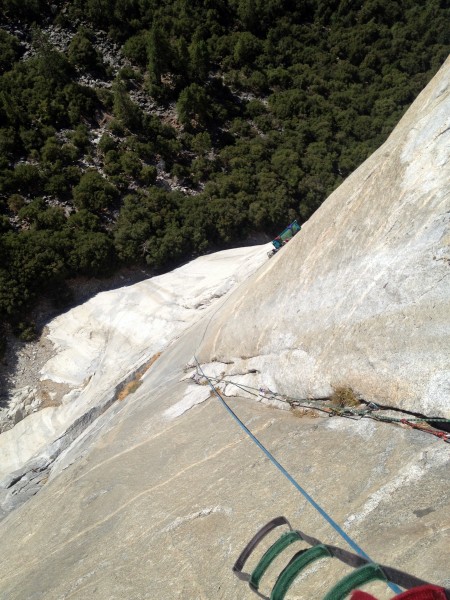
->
0;245;268;483
196;57;450;417
0;323;448;600
0;60;449;600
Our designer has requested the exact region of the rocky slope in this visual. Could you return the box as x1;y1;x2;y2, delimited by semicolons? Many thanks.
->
0;244;268;486
0;59;449;600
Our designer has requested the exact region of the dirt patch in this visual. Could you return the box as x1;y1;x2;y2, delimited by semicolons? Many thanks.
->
291;407;321;419
0;328;56;398
117;352;162;401
37;380;72;408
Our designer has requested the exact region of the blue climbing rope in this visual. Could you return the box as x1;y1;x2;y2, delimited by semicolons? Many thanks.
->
194;356;402;596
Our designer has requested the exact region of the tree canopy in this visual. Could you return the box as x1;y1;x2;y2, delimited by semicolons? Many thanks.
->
0;0;449;336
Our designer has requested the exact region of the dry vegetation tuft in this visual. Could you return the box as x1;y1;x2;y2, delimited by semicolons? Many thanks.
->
291;407;320;419
138;352;162;376
117;352;162;401
330;386;360;408
118;379;142;401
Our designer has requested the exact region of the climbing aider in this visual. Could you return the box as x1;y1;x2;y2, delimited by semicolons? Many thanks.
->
192;361;448;599
267;220;302;258
233;516;450;600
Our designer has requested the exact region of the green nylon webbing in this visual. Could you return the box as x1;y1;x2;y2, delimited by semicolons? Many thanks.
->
233;516;291;577
271;544;332;600
233;518;450;599
374;415;450;423
323;563;387;600
250;530;303;590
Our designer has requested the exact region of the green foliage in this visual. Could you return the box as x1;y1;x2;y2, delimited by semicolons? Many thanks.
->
16;320;37;342
147;22;171;91
122;32;148;67
232;32;263;67
0;128;16;169
0;31;22;73
11;164;42;196
67;209;101;232
1;0;449;331
68;231;115;276
98;134;117;154
0;43;95;163
66;84;98;126
107;119;125;136
2;0;49;20
0;216;12;233
19;200;66;231
189;37;210;80
139;165;157;185
68;27;104;72
112;80;143;130
117;65;140;86
8;194;25;213
40;136;62;164
177;84;211;128
103;149;121;176
190;156;215;184
0;327;6;359
114;189;208;268
190;132;212;155
45;165;81;197
0;229;69;318
70;124;91;152
121;151;141;178
72;170;118;212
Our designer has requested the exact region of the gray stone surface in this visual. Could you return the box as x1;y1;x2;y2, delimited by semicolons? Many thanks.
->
0;58;449;600
0;323;448;599
0;245;268;480
196;57;450;417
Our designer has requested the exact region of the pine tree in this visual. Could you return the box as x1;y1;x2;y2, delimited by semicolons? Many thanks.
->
147;21;171;93
189;37;210;81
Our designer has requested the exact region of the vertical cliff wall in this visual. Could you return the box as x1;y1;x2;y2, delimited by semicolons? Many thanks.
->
196;57;450;417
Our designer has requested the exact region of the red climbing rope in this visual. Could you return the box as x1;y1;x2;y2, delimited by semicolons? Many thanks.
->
400;419;450;443
351;584;448;599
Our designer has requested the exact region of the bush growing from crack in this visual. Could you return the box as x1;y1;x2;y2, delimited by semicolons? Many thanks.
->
330;386;360;408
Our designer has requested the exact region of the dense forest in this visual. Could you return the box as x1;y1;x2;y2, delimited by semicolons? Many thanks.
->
0;0;449;342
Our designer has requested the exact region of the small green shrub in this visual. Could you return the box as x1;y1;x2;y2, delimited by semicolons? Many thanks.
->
17;321;37;342
139;165;157;185
8;194;25;213
98;134;117;154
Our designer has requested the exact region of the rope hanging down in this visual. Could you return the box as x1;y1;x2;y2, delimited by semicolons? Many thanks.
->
193;357;402;596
